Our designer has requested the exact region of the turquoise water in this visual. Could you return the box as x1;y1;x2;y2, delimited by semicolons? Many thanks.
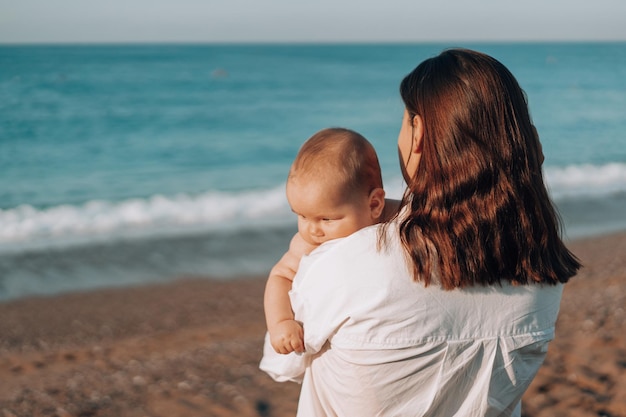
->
1;43;625;300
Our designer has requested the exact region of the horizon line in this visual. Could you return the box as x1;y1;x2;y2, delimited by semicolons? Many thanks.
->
2;39;626;47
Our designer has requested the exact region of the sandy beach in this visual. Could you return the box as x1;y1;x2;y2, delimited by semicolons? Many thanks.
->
0;232;624;417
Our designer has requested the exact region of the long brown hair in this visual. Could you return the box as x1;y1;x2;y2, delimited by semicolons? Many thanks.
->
395;48;580;289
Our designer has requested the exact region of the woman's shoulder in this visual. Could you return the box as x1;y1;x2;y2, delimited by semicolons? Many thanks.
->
296;222;404;286
310;222;399;259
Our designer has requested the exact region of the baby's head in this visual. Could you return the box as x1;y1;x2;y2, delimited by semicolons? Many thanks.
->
286;128;385;246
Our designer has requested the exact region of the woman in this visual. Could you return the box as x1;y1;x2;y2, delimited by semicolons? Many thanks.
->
261;48;580;416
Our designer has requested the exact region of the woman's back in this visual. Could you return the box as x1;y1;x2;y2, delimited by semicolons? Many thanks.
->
291;223;563;416
260;48;579;417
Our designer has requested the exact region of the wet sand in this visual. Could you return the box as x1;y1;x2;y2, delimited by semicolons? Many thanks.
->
0;232;624;416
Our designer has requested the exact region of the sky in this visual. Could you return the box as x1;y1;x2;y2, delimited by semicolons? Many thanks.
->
1;0;625;44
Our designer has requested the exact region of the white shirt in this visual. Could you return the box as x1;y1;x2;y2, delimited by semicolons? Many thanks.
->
260;222;563;417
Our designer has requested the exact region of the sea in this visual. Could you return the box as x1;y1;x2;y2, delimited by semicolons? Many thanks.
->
1;43;625;302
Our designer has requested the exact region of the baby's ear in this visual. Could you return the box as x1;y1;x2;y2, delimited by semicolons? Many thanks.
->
369;188;386;220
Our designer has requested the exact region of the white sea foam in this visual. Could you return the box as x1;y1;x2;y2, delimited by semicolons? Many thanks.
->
1;164;624;250
545;162;626;199
0;185;291;250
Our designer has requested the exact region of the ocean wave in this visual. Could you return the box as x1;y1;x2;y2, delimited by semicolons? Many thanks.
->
1;164;624;250
545;162;626;199
0;186;291;249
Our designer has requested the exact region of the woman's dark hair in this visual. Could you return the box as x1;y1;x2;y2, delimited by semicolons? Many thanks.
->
394;48;580;289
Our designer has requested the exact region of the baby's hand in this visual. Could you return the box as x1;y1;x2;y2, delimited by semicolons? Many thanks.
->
269;320;305;354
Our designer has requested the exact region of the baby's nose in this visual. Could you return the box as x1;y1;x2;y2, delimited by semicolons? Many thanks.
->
308;223;324;236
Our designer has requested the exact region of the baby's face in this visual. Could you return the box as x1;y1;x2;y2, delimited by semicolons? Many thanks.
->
286;177;376;246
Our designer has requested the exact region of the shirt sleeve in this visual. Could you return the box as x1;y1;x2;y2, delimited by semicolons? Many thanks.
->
289;239;356;354
259;332;309;383
258;240;346;382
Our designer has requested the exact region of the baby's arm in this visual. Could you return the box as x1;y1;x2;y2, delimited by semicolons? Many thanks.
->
264;233;317;354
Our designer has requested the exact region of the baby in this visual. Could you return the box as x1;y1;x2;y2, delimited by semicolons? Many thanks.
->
264;127;387;354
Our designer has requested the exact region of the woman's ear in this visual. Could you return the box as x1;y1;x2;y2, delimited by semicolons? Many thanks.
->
412;114;424;154
368;188;386;220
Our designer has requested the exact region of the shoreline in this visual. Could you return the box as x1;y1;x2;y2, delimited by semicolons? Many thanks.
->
0;232;625;416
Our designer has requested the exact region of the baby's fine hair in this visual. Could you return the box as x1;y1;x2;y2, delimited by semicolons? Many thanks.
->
290;128;383;197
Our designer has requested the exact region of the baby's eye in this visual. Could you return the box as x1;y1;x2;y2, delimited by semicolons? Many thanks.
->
322;218;333;222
